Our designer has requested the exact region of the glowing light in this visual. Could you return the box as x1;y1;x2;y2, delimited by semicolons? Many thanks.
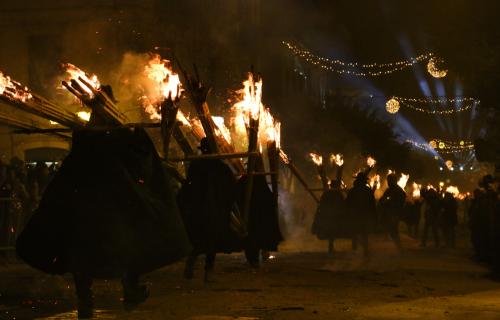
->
330;153;344;166
369;175;381;190
144;54;182;100
429;140;437;149
0;71;33;102
439;142;445;149
212;116;232;144
445;160;453;170
62;63;100;97
397;173;410;189
49;120;59;125
446;185;460;197
283;41;435;77
412;182;421;198
366;156;376;168
309;152;323;166
427;57;448;78
77;111;91;122
386;98;400;114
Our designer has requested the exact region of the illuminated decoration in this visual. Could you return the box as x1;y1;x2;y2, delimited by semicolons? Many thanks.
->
385;98;400;114
406;139;475;154
283;41;435;77
427;57;448;78
445;160;453;170
309;152;323;166
387;96;478;115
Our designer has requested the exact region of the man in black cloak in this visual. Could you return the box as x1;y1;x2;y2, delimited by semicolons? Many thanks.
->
420;187;442;248
378;173;406;250
312;179;346;255
440;192;458;248
346;172;376;258
16;90;191;318
236;157;283;267
178;138;240;281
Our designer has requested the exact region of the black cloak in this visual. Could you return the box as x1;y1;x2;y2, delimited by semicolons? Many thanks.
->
16;128;191;278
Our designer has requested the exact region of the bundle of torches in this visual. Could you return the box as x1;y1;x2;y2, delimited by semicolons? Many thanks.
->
308;153;467;200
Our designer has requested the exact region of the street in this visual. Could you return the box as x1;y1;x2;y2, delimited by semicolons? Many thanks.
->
1;228;500;320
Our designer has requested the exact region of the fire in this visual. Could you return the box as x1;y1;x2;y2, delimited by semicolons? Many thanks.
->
232;73;262;121
177;110;191;127
309;152;323;166
260;107;281;148
369;174;381;189
279;149;290;164
212;116;232;144
191;118;205;139
397;173;410;189
77;111;91;122
412;182;421;198
330;153;344;166
0;71;32;102
62;63;100;96
427;184;436;190
446;185;460;197
366;156;376;168
144;54;182;101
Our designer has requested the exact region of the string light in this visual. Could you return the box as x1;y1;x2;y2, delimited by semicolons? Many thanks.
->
386;96;479;115
283;41;436;77
406;139;475;154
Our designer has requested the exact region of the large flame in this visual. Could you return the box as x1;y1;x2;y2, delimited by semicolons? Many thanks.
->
309;152;323;166
177;110;191;127
446;185;460;197
330;153;344;166
212;116;232;144
77;111;91;122
144;54;182;101
369;174;381;189
62;63;100;96
366;156;376;168
232;73;262;121
397;173;410;189
259;107;281;148
412;182;421;198
0;71;32;102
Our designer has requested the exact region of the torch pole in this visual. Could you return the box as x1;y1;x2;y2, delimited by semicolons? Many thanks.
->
242;117;260;225
160;99;179;160
267;140;279;203
317;164;329;190
281;158;320;203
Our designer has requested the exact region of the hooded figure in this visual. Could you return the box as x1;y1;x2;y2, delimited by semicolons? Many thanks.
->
16;111;191;318
236;156;283;266
312;179;346;255
177;138;241;281
378;173;406;249
346;172;376;258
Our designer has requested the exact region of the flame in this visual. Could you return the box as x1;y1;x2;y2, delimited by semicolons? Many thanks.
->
330;153;344;166
387;169;394;176
62;63;100;96
0;71;32;102
49;120;59;125
177;110;191;127
212;116;232;144
397;173;410;189
369;174;381;189
412;182;421;198
427;184;436;190
144;54;182;101
446;185;460;197
191;118;205;139
77;111;91;122
259;108;281;148
232;73;262;121
309;152;323;166
366;156;376;168
279;149;290;164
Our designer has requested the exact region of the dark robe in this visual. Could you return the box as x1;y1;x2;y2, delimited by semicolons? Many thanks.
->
346;183;376;234
16;128;191;277
236;175;283;252
379;185;407;227
312;189;346;239
177;158;240;254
